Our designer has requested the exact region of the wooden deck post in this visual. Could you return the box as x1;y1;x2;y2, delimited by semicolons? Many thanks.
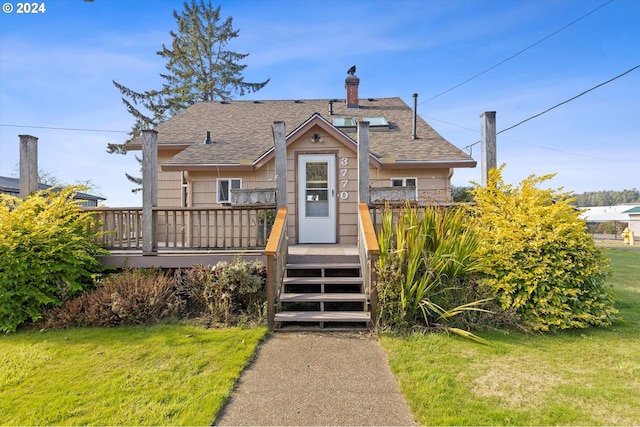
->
357;121;370;204
266;253;276;330
265;207;288;330
480;111;497;187
142;130;158;255
273;121;287;210
19;135;38;199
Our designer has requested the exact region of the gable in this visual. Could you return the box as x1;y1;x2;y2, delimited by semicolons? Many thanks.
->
253;114;381;170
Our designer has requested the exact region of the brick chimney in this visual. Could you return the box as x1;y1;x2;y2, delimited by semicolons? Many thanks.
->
345;75;360;109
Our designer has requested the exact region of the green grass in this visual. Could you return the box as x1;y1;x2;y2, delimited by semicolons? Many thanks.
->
381;247;640;425
0;323;267;425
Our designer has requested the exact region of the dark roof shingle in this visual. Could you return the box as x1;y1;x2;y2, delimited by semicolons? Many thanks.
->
129;97;473;166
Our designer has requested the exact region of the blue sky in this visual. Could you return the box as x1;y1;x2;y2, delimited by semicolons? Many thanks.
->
1;0;638;206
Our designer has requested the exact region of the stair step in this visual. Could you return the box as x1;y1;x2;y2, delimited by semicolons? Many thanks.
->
275;311;370;322
287;254;359;264
286;263;361;270
280;293;367;302
283;277;363;285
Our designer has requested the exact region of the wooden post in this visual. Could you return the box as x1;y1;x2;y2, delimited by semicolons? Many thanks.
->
266;253;276;330
357;121;370;204
480;111;497;186
142;130;158;255
272;121;287;209
19;134;38;199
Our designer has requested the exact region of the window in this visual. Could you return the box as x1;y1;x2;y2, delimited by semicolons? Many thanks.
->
217;178;241;204
391;177;417;198
363;116;389;127
333;117;356;127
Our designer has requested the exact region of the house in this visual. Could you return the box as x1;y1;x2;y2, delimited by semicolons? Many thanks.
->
622;206;640;238
0;176;105;207
126;74;476;245
579;204;638;239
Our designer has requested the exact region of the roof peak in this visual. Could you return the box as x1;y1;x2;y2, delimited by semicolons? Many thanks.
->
200;97;401;104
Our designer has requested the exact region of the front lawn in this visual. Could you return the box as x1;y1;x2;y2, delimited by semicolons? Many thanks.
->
381;247;640;425
0;323;267;425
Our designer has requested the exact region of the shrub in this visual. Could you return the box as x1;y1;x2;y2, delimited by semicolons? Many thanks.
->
0;187;108;332
44;268;182;329
174;259;266;325
376;203;491;338
470;166;617;331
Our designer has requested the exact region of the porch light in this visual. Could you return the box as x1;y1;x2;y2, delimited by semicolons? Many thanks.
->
310;133;323;143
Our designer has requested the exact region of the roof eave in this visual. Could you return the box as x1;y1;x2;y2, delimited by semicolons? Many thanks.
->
379;159;477;169
125;143;191;151
161;163;255;172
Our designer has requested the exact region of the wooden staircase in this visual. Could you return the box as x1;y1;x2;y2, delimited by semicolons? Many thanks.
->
274;252;370;329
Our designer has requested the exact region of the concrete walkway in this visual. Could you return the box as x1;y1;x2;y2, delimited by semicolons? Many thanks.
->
215;332;417;426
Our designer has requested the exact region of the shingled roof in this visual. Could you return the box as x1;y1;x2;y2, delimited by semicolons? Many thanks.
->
127;97;475;168
0;176;106;206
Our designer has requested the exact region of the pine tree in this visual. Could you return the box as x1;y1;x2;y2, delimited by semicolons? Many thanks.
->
108;1;269;192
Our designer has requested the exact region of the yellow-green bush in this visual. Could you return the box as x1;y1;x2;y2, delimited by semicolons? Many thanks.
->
470;167;617;331
0;187;108;332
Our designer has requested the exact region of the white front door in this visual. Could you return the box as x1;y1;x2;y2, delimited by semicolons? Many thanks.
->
298;154;336;243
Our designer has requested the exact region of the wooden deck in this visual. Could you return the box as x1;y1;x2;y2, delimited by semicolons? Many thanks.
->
92;203;381;331
99;249;266;269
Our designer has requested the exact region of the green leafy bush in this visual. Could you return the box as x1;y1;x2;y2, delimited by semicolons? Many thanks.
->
174;259;266;325
0;187;108;332
376;203;491;338
470;166;617;331
44;268;182;329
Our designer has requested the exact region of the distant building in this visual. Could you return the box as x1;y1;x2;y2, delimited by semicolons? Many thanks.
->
622;206;640;237
580;204;640;239
579;205;635;222
0;176;105;207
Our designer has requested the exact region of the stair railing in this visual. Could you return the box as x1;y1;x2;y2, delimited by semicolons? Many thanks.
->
358;203;380;327
265;207;288;330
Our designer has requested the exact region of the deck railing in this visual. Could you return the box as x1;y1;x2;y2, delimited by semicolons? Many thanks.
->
358;203;380;326
265;207;288;330
368;201;466;234
85;205;276;251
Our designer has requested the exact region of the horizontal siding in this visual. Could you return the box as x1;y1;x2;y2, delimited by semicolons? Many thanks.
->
155;127;454;243
371;168;451;202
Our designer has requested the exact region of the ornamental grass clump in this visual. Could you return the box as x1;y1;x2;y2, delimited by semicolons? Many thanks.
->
470;166;617;331
376;202;491;340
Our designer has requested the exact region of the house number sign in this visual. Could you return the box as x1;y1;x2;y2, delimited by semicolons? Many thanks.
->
339;157;349;200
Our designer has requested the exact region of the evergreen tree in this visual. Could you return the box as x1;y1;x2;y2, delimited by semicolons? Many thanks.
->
451;185;474;203
570;188;640;207
108;1;269;191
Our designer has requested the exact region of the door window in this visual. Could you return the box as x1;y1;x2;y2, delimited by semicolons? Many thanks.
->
305;162;329;217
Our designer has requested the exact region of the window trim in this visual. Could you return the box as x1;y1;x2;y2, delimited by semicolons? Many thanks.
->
216;178;242;204
390;177;418;198
181;171;189;207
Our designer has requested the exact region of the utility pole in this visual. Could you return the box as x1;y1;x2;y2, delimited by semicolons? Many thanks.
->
19;134;38;199
480;111;497;186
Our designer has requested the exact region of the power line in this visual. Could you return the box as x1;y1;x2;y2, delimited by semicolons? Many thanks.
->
3;63;637;160
461;64;640;155
498;136;624;163
0;123;128;133
422;116;478;134
421;0;614;104
497;64;639;135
